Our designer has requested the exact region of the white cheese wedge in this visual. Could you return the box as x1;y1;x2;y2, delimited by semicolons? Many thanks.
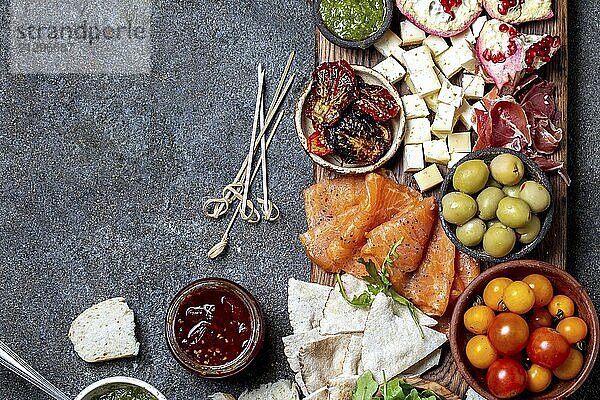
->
423;35;449;57
404;118;432;144
423;91;440;113
400;21;426;45
449;152;469;168
401;94;429;119
457;100;475;130
435;46;464;79
462;74;486;99
450;29;475;46
374;30;407;65
447;132;472;153
414;164;444;192
438;80;464;108
423;140;451;165
431;103;456;136
471;16;488;38
373;56;406;84
403;144;425;172
457;43;478;74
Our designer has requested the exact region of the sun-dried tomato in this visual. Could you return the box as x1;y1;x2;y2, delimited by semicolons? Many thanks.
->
352;76;400;122
324;110;391;164
307;125;333;157
305;60;357;126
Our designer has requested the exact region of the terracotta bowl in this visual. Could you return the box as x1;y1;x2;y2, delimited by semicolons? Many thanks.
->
439;147;554;263
294;65;405;174
450;260;599;400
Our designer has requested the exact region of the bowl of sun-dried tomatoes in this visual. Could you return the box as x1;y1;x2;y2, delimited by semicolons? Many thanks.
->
294;60;405;174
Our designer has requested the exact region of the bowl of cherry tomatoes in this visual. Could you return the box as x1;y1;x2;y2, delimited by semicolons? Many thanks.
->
450;260;599;399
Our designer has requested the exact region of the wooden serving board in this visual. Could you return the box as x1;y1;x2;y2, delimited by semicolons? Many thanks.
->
308;2;568;398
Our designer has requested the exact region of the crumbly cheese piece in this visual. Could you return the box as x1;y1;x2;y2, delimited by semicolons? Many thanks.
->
404;118;432;144
438;80;464;108
457;100;475;130
447;132;472;153
457;43;478;73
400;21;426;45
471;16;488;38
401;94;429;119
373;56;406;84
404;73;418;94
423;35;449;57
431;103;456;136
414;164;444;192
403;144;425;172
449;152;469;168
374;30;406;65
403;46;434;71
409;68;441;97
451;29;475;46
435;46;464;78
423;140;450;165
423;91;440;113
462;74;486;99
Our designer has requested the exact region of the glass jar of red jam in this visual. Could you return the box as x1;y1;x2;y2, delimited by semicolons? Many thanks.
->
165;278;265;378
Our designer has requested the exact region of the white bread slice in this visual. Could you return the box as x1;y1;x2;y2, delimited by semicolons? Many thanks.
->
68;297;139;363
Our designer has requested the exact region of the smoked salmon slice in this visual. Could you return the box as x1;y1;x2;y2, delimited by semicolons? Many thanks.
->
450;251;481;302
304;175;365;229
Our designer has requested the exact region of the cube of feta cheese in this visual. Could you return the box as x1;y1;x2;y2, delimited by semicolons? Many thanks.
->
414;164;444;192
403;144;425;172
408;68;441;97
462;74;486;99
471;16;488;38
423;35;449;57
423;91;440;113
435;46;464;78
401;94;429;119
423;139;451;164
438;80;464;108
400;21;426;45
457;99;476;130
456;43;479;73
404;118;432;144
373;56;406;84
447;132;472;153
448;152;469;169
450;29;475;46
431;103;456;136
404;73;417;94
374;30;407;65
403;46;434;72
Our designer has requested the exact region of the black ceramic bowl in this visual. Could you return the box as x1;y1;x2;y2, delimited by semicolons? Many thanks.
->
313;0;394;49
439;148;554;263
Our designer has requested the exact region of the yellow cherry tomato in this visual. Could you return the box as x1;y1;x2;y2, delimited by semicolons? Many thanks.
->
523;274;554;307
553;348;584;380
464;305;496;334
503;281;535;314
484;277;513;311
466;335;498;369
557;317;588;344
548;295;575;318
527;364;553;393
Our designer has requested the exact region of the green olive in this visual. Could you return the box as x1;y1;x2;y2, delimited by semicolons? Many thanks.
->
442;192;478;225
486;175;503;189
483;225;516;258
503;182;523;198
496;197;531;228
490;154;525;185
453;160;490;194
456;218;487;247
476;187;506;220
518;180;551;213
516;214;541;244
486;219;506;229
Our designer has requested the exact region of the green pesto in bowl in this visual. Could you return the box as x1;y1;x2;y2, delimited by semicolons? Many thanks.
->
319;0;385;42
89;386;158;400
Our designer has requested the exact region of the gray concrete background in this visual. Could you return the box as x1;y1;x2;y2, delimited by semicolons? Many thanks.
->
0;1;597;399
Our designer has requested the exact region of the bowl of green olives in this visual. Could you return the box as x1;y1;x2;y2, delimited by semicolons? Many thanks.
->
439;148;553;263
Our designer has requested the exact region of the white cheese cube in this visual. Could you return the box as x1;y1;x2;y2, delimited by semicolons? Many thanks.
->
448;152;469;168
414;164;444;192
400;21;426;45
374;30;407;65
423;140;451;164
401;94;429;119
471;16;488;38
423;35;449;57
373;56;406;84
404;118;432;144
447;132;472;153
423;91;440;113
451;29;475;47
403;144;425;172
462;74;486;99
435;46;464;78
409;67;441;97
457;100;475;130
438;80;464;108
404;73;418;94
403;46;434;73
431;103;456;136
457;43;478;73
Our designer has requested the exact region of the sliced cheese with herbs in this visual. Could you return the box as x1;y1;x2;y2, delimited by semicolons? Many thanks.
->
414;164;443;192
431;103;456;136
400;21;426;45
423;140;450;165
374;30;406;65
401;94;429;119
404;118;431;144
438;80;464;108
373;56;406;84
423;35;449;57
462;74;486;99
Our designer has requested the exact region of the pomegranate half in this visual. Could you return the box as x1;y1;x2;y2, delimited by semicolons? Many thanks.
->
395;0;483;37
483;0;554;25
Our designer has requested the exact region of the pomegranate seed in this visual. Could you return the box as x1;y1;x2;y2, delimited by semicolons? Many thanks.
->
552;37;561;47
499;23;509;32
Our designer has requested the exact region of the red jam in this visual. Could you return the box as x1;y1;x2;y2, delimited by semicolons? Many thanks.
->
174;287;252;366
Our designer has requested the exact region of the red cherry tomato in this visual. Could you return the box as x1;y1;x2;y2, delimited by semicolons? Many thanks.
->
488;312;529;356
527;327;571;369
486;359;527;399
528;307;553;331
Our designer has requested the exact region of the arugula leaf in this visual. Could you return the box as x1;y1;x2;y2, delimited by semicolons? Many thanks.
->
336;273;374;308
352;371;379;400
382;378;405;400
405;389;421;400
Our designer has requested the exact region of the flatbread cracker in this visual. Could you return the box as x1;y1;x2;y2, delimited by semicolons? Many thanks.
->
319;274;370;335
400;348;442;378
238;379;299;400
288;278;332;334
299;334;352;394
343;334;363;376
328;375;359;400
283;328;324;372
303;387;329;400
